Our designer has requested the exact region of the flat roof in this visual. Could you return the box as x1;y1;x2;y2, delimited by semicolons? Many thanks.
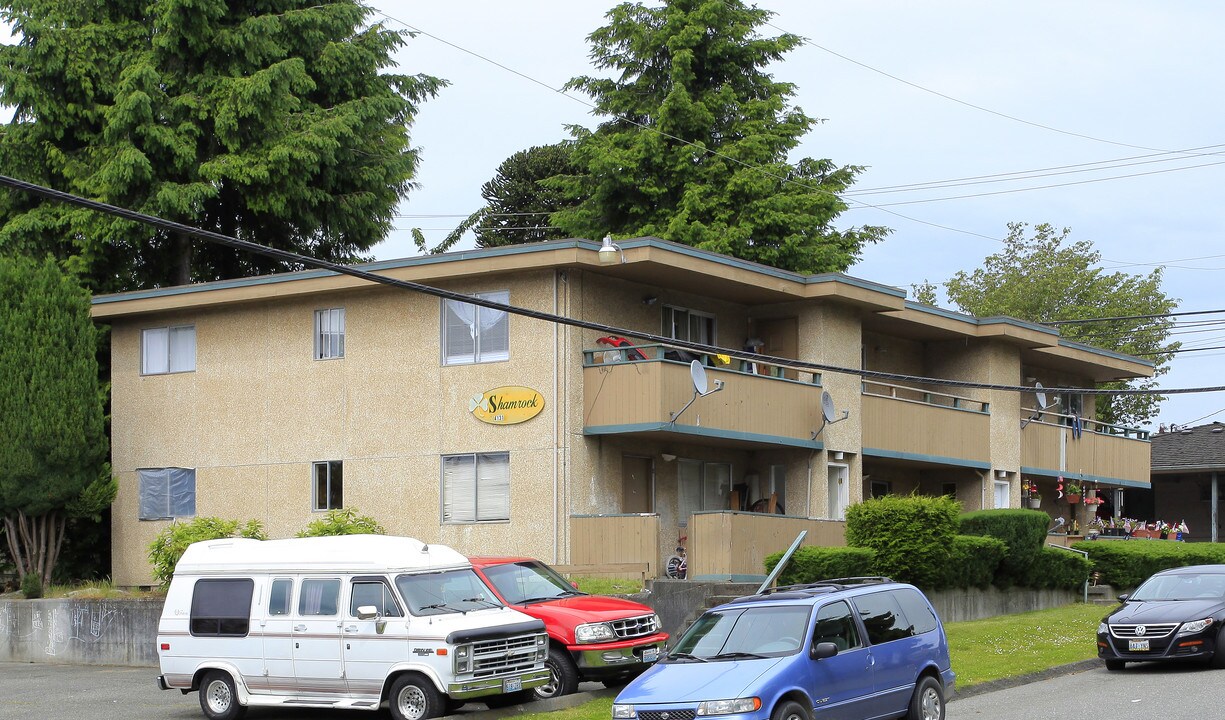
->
173;535;469;576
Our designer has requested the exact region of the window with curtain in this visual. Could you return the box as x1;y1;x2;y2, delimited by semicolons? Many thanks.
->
138;468;196;520
442;452;510;522
661;305;716;344
141;325;196;374
312;460;343;511
677;459;732;526
298;578;341;616
442;291;509;365
314;308;345;359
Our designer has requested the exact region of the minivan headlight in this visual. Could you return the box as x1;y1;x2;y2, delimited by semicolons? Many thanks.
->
612;703;636;718
576;622;616;643
1180;617;1214;634
697;698;761;716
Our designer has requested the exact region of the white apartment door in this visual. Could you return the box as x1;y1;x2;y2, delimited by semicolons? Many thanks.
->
828;464;850;520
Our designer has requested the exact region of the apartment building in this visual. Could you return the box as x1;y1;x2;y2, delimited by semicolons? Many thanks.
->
92;237;1154;585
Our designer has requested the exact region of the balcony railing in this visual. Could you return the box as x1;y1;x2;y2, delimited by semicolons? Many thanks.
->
582;342;824;447
861;380;992;465
1020;408;1150;485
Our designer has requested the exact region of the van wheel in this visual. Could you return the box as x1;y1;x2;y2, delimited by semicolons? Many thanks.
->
532;646;580;700
198;671;246;720
771;699;811;720
907;676;944;720
389;675;443;720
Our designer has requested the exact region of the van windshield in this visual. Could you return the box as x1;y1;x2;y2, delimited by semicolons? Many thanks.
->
396;569;505;616
669;605;811;660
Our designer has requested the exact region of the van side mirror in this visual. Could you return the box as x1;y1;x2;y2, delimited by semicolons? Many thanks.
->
811;641;838;660
357;605;380;620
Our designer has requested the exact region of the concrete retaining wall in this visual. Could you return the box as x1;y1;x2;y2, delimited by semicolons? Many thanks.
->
0;584;1080;667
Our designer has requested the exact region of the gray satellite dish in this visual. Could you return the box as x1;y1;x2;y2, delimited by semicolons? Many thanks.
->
813;391;849;438
1034;381;1049;411
690;360;708;395
1022;381;1055;429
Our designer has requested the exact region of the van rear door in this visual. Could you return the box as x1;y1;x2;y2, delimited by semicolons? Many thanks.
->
293;576;346;695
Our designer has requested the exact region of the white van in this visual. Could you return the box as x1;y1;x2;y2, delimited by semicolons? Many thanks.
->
156;535;549;720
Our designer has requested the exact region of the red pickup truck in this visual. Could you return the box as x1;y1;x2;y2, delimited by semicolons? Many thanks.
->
469;556;668;699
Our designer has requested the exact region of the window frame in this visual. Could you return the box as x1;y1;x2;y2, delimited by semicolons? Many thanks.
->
314;308;346;360
141;324;196;375
137;467;197;520
190;578;254;637
312;460;343;512
441;290;510;365
661;304;716;345
441;452;511;524
677;459;733;526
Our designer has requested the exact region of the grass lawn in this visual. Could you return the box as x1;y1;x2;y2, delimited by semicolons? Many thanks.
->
523;602;1110;719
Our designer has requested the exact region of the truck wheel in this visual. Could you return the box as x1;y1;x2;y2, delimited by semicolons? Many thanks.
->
907;676;944;720
198;670;246;720
389;674;443;720
533;646;580;700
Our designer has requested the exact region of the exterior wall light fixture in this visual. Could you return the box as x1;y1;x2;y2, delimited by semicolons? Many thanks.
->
599;234;626;265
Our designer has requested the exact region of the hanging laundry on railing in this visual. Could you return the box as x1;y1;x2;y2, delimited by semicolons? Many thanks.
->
596;335;648;361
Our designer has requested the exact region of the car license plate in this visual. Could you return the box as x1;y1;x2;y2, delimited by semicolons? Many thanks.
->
503;677;522;693
1128;639;1149;652
642;647;659;663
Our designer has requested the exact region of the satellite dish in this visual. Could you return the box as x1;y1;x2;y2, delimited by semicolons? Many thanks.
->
1034;381;1049;410
821;391;839;424
690;360;708;395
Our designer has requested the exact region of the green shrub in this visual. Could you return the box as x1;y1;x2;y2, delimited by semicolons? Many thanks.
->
148;517;267;586
1072;540;1225;589
297;508;386;537
20;573;43;599
1023;547;1091;590
959;509;1049;587
765;546;877;585
845;494;960;589
941;535;1006;589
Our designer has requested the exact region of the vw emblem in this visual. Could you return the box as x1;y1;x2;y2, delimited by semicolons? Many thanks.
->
1135;625;1147;636
661;713;670;719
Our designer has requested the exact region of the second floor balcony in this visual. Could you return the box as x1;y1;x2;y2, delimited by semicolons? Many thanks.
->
1021;409;1150;486
861;380;992;467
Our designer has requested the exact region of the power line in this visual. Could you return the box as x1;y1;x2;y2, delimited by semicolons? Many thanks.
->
1044;309;1225;325
8;172;1218;398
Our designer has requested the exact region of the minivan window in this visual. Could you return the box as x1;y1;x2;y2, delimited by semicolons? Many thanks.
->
813;600;861;651
670;605;810;659
892;588;938;634
395;569;504;616
190;578;254;636
269;578;293;616
299;578;341;616
351;580;404;617
853;590;914;644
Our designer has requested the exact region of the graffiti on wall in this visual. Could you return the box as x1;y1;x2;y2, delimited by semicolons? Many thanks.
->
0;602;120;656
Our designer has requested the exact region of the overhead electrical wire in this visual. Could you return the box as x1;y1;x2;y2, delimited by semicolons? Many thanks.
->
8;172;1224;398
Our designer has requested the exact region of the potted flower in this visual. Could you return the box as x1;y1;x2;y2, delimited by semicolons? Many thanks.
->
1021;480;1042;508
1065;481;1082;504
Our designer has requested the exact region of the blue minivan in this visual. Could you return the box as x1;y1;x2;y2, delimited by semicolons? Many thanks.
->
612;578;954;720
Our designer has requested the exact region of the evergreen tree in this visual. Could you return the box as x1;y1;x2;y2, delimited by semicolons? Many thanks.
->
0;256;112;585
552;0;887;273
0;0;444;291
475;143;578;247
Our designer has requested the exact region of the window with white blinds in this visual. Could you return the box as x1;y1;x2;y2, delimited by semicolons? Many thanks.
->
442;291;509;365
314;308;345;359
141;325;196;374
442;452;510;523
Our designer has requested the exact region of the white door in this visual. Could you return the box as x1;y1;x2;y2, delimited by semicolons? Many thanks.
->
293;577;345;695
256;577;296;695
993;481;1010;509
827;464;850;520
342;578;407;699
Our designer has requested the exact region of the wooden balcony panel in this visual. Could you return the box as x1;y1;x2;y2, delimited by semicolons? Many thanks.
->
1021;422;1151;485
569;514;661;578
689;512;846;579
861;394;991;464
583;361;822;444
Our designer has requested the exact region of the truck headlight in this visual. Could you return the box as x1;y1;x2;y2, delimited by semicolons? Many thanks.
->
576;622;616;644
1180;618;1214;634
612;703;637;719
697;698;761;716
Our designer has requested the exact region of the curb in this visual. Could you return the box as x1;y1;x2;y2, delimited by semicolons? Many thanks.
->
950;658;1102;701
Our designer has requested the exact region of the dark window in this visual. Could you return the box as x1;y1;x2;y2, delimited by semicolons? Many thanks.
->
269;579;293;616
853;590;915;644
190;579;254;636
298;578;341;616
313;461;343;511
812;600;861;651
350;581;403;617
892;588;939;635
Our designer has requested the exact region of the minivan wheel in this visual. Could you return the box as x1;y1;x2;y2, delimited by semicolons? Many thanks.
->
389;674;443;720
771;699;811;720
198;670;246;720
907;676;944;720
532;646;580;700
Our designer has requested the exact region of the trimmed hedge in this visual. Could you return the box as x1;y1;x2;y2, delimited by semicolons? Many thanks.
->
846;494;960;589
765;546;877;586
942;535;1006;589
959;509;1050;587
1072;540;1225;589
1024;547;1091;591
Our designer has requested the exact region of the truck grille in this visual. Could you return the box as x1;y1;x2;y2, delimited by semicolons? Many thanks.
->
472;632;543;677
611;614;660;640
1110;623;1178;639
